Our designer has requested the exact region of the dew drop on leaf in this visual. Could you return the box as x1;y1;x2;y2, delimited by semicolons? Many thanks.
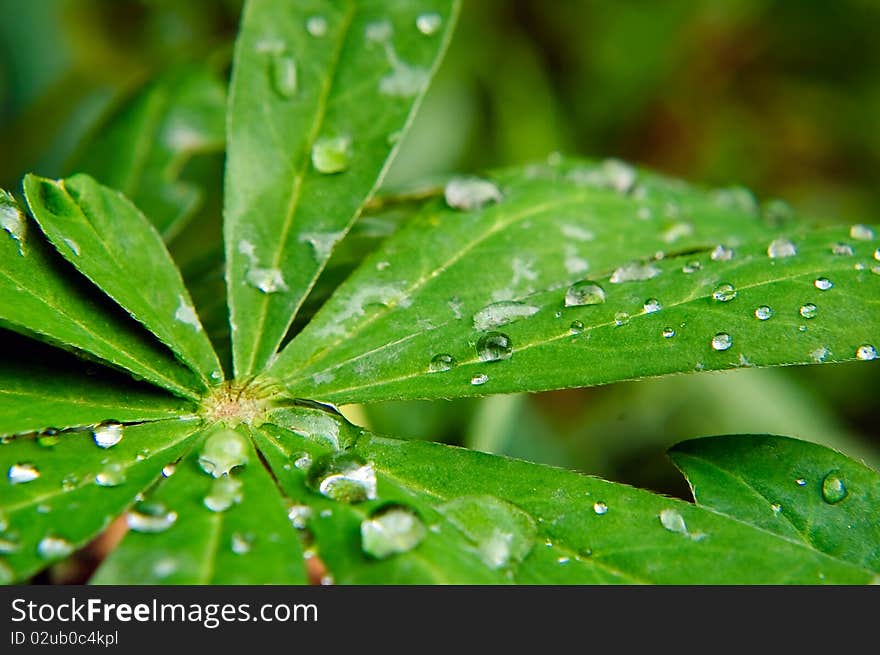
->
711;333;733;351
800;303;818;319
162;464;176;478
204;476;244;513
8;462;40;484
473;300;539;330
231;532;253;554
126;502;178;533
93;422;123;449
821;471;848;504
795;478;807;487
306;15;328;37
245;267;288;294
0;188;26;254
307;454;377;504
416;12;442;35
771;503;783;515
659;509;688;534
614;311;630;327
814;277;833;291
754;305;773;320
570;320;584;334
428;353;456;373
361;505;427;559
476;332;513;362
311;135;352;174
270;54;297;98
712;283;737;302
37;536;73;560
832;243;854;256
767;237;797;258
470;373;489;386
856;344;877;361
643;298;662;313
610;262;660;284
711;245;735;261
0;560;12;584
95;463;126;487
593;501;608;515
682;260;702;274
198;430;249;479
662;327;676;338
874;247;880;261
444;177;503;211
288;504;313;529
850;224;876;241
564;281;606;307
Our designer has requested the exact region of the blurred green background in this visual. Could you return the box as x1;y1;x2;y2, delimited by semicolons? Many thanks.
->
2;0;878;501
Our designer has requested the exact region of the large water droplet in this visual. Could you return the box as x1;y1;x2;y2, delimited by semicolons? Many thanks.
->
609;262;661;284
564;281;605;307
440;496;536;570
428;353;456;373
643;298;662;314
8;463;39;484
95;463;126;487
821;471;847;504
204;476;244;512
712;283;737;302
270;54;297;98
711;333;733;351
476;332;513;362
850;224;876;241
814;277;833;291
444;177;503;211
306;15;328;37
711;245;734;261
361;505;427;559
245;267;288;294
473;300;539;330
126;502;178;533
800;303;818;319
470;373;489;386
416;12;442;35
767;237;797;258
307;454;377;503
198;430;249;478
593;501;608;515
856;344;877;361
288;504;313;529
754;305;773;320
93;422;123;449
311;135;352;174
37;536;73;560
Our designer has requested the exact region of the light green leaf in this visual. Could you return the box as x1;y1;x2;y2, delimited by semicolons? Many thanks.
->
92;425;307;584
0;209;204;400
669;434;880;573
224;0;459;376
268;160;880;403
0;332;194;437
70;64;226;240
252;409;874;584
0;419;201;583
24;174;224;388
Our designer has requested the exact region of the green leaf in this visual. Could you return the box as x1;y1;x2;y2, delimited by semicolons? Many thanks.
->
251;409;874;584
0;209;204;400
70;64;227;240
669;434;880;573
92;425;307;584
24;174;224;388
224;0;460;376
0;332;194;436
268;160;880;403
0;419;201;583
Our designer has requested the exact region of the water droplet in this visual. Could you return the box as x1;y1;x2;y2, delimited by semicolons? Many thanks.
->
416;12;442;35
754;305;773;321
0;533;20;554
298;231;344;261
874;247;880;261
245;267;288;294
203;476;244;512
682;260;702;274
473;300;539;330
662;327;676;338
570;320;584;334
428;353;456;373
8;463;40;484
37;536;73;560
93;422;123;449
63;237;80;256
711;333;733;351
470;373;489;386
593;501;608;515
198;430;249;478
476;332;513;362
643;298;662;313
711;245;734;261
770;503;782;515
126;502;178;533
0;560;12;584
659;509;687;534
444;177;503;211
821;471;847;504
307;454;377;503
767;237;797;258
440;496;536;570
311;135;352;174
850;224;876;241
795;478;807;487
712;283;737;302
361;505;426;559
799;303;817;319
288;504;313;529
37;434;59;448
269;55;297;97
814;277;833;291
564;280;606;307
162;464;176;478
613;311;630;327
0;188;26;254
811;346;830;363
856;344;877;361
61;474;78;492
231;532;253;554
95;463;126;487
832;243;854;256
306;15;328;37
609;262;661;284
294;453;312;470
602;159;637;193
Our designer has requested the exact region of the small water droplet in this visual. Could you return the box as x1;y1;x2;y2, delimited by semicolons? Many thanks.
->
288;504;313;529
593;501;608;515
428;353;457;373
821;471;847;504
444;177;503;210
850;224;876;241
564;281;606;307
712;283;737;302
231;532;253;554
470;373;489;386
37;434;59;448
799;303;818;319
198;430;249;478
874;247;880;261
0;534;20;554
126;502;178;533
711;245;734;261
307;454;377;503
609;262;661;284
37;536;73;560
770;503;782;515
659;508;687;534
93;422;123;449
246;267;288;294
0;189;26;254
416;12;442;35
767;237;797;258
570;320;584;334
269;54;297;98
8;463;40;484
204;476;244;512
311;135;352;174
682;260;702;274
711;333;733;351
61;474;78;492
476;332;513;363
614;311;630;327
813;277;833;291
361;505;427;559
0;560;12;584
856;344;877;361
294;453;312;470
306;15;328;37
662;327;676;338
473;300;539;330
795;478;807;487
162;464;176;478
832;243;854;256
95;463;126;487
643;298;662;313
755;305;773;320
